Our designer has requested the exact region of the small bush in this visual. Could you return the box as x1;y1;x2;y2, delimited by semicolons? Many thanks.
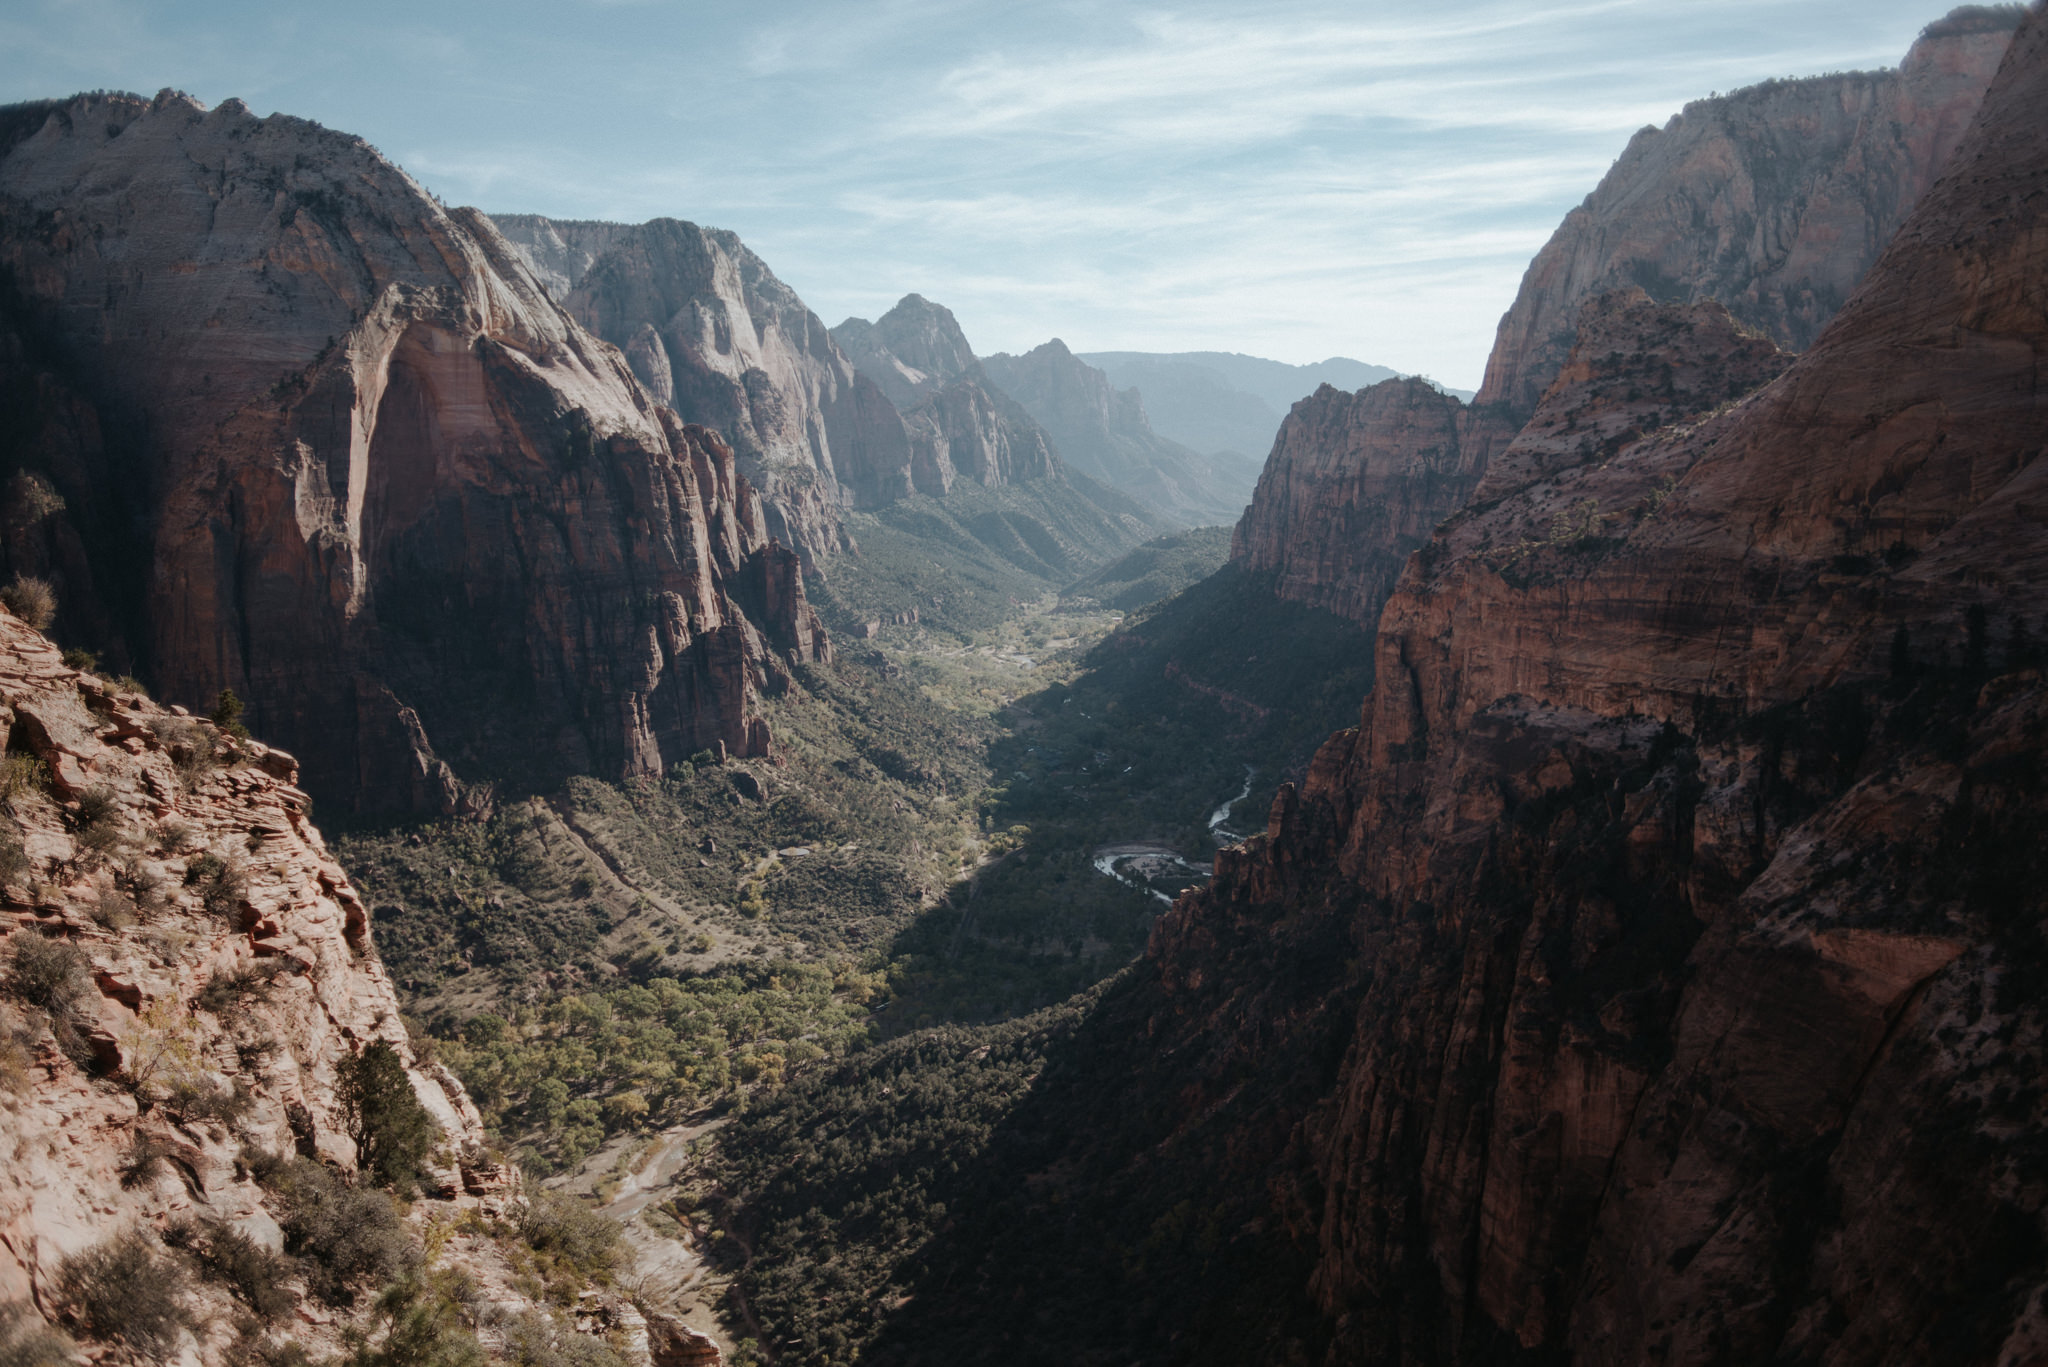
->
339;1040;440;1190
73;787;124;855
5;934;90;1017
59;648;97;673
157;817;197;852
0;754;49;804
518;1193;628;1288
344;1274;487;1367
179;1219;295;1323
199;959;287;1013
497;1309;630;1367
262;1156;414;1306
163;1075;253;1125
0;829;27;887
87;886;137;931
0;1298;73;1367
0;577;55;633
4;472;65;524
184;851;247;920
153;718;218;789
212;689;252;742
53;1230;194;1359
119;1132;175;1189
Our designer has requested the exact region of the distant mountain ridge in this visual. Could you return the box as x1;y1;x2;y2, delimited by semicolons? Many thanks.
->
980;340;1260;526
1080;350;1472;461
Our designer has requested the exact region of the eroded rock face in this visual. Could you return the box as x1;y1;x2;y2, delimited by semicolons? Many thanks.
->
834;295;1064;495
0;95;824;812
833;293;980;410
0;610;490;1358
1226;7;2014;634
1475;7;2021;420
493;213;910;559
1228;378;1486;624
1145;14;2048;1363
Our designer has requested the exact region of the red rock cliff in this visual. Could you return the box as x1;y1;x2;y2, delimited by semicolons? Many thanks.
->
1231;8;2016;629
1144;12;2048;1362
1476;7;2021;419
0;93;825;813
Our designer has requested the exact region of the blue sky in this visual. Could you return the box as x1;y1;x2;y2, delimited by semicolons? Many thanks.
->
0;0;1970;389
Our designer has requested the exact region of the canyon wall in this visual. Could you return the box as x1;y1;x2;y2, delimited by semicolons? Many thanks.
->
0;93;825;815
1230;6;2019;627
0;610;494;1361
870;14;2048;1364
834;295;1064;495
1475;6;2022;419
1167;11;2048;1362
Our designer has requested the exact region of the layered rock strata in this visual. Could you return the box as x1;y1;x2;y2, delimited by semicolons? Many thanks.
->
492;214;911;558
1227;7;2015;635
1148;12;2048;1362
0;609;490;1360
0;94;825;813
1228;378;1486;624
833;295;1063;494
1476;6;2022;419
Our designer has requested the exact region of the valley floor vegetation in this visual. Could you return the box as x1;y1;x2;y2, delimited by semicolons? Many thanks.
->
332;527;1376;1361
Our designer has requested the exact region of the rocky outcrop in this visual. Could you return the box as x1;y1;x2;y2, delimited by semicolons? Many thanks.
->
492;214;911;559
1228;378;1485;623
0;93;824;813
1475;6;2022;419
1143;12;2048;1363
982;339;1255;526
1227;5;2015;631
0;609;490;1360
834;295;1064;495
832;294;979;410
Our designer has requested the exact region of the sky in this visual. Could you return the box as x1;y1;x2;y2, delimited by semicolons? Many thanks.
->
0;0;1974;390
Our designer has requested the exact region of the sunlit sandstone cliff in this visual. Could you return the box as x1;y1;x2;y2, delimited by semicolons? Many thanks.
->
0;93;825;814
0;609;490;1361
1152;10;2048;1362
1230;6;2020;626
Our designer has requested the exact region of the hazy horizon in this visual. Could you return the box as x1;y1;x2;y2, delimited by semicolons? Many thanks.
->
0;0;1978;389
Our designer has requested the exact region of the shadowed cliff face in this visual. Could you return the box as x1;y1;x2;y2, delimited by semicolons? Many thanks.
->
492;213;914;562
0;93;826;813
1153;12;2048;1362
847;14;2048;1366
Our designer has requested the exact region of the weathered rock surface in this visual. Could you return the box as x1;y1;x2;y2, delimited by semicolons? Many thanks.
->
1475;6;2021;420
0;609;490;1360
492;214;909;560
1228;378;1486;624
832;293;980;410
982;339;1255;526
1228;5;2014;634
834;295;1064;494
0;95;824;813
1138;13;2048;1363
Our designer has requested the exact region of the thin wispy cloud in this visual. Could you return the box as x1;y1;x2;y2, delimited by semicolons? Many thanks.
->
0;0;1964;386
